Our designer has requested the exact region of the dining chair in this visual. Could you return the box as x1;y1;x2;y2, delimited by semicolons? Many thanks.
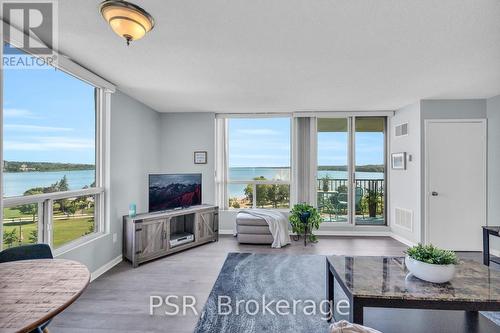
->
0;244;54;333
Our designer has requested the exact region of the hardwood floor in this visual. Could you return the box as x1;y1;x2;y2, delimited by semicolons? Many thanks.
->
51;236;500;332
50;235;408;332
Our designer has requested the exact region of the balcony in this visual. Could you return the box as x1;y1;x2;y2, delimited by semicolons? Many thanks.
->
317;178;385;224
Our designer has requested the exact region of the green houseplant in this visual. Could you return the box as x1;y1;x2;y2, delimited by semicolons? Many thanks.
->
289;203;322;243
405;244;458;283
321;175;330;192
364;189;379;218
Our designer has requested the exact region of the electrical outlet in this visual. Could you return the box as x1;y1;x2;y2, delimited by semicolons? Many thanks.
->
113;233;117;243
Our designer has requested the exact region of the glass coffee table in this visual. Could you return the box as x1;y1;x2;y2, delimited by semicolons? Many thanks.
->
326;256;500;327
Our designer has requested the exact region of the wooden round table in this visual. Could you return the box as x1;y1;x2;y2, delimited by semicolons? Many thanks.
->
0;259;90;333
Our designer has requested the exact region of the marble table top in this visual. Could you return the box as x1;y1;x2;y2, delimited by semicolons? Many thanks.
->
483;226;500;235
327;256;500;302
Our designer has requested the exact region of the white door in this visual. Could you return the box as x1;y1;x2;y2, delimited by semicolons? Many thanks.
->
426;120;486;251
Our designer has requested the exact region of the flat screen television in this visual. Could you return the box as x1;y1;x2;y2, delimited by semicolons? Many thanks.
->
148;173;202;212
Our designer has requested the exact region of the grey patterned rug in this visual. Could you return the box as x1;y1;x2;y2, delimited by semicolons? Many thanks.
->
194;253;330;333
194;253;500;333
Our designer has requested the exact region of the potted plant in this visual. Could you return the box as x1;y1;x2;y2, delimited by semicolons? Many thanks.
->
322;175;330;192
365;189;379;218
289;203;322;244
405;244;458;283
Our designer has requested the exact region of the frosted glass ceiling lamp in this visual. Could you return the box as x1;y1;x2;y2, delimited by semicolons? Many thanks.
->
100;0;155;45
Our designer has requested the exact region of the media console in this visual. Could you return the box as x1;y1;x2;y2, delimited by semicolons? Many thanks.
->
123;204;218;267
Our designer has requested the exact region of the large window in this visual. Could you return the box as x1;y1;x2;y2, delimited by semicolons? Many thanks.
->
317;117;386;224
227;117;291;209
2;44;104;250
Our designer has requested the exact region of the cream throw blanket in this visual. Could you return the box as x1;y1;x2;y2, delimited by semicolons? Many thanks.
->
239;209;291;248
330;320;381;333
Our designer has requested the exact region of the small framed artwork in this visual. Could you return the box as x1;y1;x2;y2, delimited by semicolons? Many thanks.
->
194;151;207;164
391;152;407;170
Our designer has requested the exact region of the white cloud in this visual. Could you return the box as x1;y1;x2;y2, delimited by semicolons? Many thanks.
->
4;124;74;132
3;108;38;118
4;136;94;151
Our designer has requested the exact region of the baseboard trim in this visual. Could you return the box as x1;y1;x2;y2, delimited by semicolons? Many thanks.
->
91;255;122;282
390;233;416;247
220;229;393;237
219;229;235;235
313;230;392;237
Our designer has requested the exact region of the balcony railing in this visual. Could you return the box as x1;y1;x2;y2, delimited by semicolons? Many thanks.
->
317;178;385;223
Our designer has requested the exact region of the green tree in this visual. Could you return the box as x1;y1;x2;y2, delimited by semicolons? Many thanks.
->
266;184;289;208
244;176;268;207
19;189;43;223
28;230;38;243
229;197;241;209
3;229;19;248
66;200;78;217
56;175;69;192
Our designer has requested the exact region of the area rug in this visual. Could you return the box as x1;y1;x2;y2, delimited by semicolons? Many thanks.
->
194;253;330;333
194;253;500;332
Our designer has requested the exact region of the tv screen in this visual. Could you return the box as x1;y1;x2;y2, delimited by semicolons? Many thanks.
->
149;174;202;212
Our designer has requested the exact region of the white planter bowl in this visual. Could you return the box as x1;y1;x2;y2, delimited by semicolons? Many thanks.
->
405;255;456;283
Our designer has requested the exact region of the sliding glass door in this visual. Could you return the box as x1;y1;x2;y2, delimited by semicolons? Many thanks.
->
354;117;386;225
316;117;386;225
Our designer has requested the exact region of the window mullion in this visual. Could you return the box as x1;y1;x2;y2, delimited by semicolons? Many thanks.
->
252;183;257;208
37;202;44;244
43;199;53;246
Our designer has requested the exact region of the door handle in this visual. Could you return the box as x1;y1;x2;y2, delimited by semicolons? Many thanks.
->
431;191;438;196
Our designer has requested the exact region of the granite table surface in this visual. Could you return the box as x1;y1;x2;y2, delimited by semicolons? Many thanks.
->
483;226;500;235
327;256;500;303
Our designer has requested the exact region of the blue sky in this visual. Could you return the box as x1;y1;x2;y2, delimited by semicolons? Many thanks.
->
229;118;384;167
229;118;291;168
3;53;96;164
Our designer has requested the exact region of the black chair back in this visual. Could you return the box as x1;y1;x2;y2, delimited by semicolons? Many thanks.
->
0;244;53;263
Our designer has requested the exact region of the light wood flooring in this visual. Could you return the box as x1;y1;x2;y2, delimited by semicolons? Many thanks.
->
50;235;408;332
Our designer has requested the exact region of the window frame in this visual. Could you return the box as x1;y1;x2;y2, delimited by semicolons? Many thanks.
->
1;25;115;252
224;115;293;210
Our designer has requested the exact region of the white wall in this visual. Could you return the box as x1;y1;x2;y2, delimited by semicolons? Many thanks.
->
487;94;500;253
57;90;161;274
389;102;421;244
159;113;216;205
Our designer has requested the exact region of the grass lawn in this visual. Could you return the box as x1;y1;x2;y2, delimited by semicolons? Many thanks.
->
3;206;33;220
3;216;94;249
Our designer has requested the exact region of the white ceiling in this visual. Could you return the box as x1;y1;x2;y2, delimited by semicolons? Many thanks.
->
54;0;500;113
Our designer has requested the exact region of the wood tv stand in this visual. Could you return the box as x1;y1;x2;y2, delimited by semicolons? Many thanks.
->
123;205;218;267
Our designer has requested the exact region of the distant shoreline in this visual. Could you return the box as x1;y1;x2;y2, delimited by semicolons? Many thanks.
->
3;161;94;173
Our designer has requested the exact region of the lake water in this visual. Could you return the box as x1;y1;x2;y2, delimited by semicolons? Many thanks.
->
3;167;384;198
4;170;95;197
227;167;384;198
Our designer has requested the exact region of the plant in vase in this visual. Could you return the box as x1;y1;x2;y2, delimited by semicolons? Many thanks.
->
321;175;330;192
405;244;458;283
289;203;322;244
364;189;379;218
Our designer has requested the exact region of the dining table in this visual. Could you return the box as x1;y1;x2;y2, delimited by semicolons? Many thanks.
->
0;258;90;333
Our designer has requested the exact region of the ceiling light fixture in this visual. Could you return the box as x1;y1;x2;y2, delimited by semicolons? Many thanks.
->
100;0;155;45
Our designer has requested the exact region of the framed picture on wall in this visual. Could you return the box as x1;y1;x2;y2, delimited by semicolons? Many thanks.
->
194;151;207;164
391;152;406;170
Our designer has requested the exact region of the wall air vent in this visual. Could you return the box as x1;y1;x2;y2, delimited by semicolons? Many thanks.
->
395;122;408;137
394;207;413;231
